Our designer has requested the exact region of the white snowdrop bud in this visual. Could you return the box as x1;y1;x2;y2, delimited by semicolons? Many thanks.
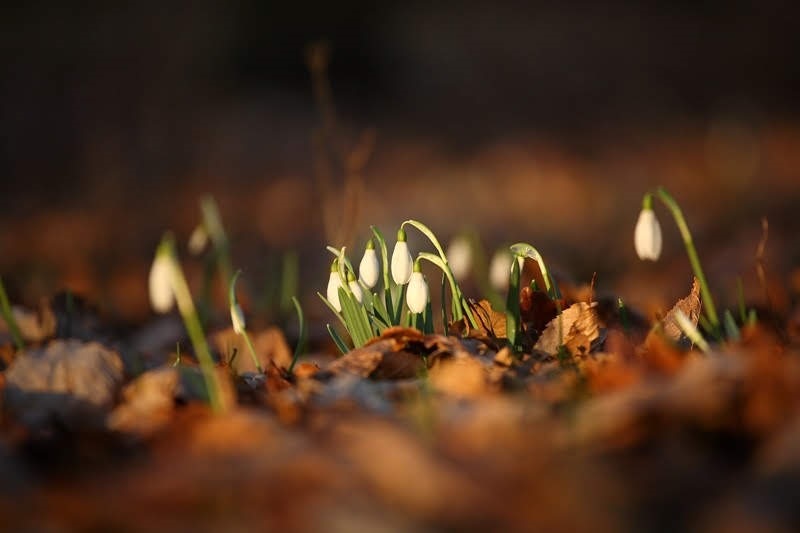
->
446;235;472;281
406;261;429;314
348;271;364;304
359;239;380;289
391;228;413;285
326;260;342;312
148;252;175;313
230;303;246;334
188;224;209;255
634;203;662;261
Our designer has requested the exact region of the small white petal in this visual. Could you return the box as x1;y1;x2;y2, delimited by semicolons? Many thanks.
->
349;279;364;303
634;209;663;261
446;237;472;281
148;254;175;313
391;241;413;285
230;303;246;334
489;250;512;292
406;271;429;314
326;271;342;312
359;248;380;289
187;224;209;255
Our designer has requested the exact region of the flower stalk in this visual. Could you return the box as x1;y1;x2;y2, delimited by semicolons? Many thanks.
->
229;270;263;373
654;187;720;332
153;235;224;413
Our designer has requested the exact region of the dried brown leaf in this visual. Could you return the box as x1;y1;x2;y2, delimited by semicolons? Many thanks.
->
468;299;507;339
212;326;292;373
534;302;600;356
520;287;560;333
646;277;701;346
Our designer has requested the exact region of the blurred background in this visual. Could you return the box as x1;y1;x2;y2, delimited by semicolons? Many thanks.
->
1;1;799;324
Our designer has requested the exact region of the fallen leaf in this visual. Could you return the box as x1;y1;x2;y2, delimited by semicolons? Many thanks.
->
107;366;180;437
534;302;600;356
3;340;124;430
467;299;507;339
646;277;701;347
519;287;560;333
212;326;292;373
429;355;487;397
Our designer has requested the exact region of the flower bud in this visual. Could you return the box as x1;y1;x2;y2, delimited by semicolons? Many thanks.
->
348;271;364;304
391;228;413;285
406;261;429;314
326;260;342;312
634;206;662;261
446;236;472;281
148;253;175;313
230;303;246;334
359;239;380;289
188;224;209;255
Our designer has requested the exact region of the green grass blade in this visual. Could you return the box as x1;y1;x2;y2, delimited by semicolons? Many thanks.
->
723;309;741;342
505;257;521;351
288;296;307;373
317;292;348;329
0;277;24;351
326;324;350;355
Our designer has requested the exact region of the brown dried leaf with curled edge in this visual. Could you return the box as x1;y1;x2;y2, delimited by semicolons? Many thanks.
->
467;299;507;339
645;277;701;348
519;287;560;334
321;327;432;380
534;302;600;356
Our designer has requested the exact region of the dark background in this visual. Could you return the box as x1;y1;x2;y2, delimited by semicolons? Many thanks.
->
1;1;799;320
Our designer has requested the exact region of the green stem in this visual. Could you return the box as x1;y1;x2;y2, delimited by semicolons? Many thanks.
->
656;187;720;330
0;277;24;351
162;238;224;414
241;330;263;373
288;296;307;373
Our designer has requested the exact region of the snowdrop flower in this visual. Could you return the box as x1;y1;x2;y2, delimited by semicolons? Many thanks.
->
326;260;342;312
391;228;413;285
359;239;380;289
406;260;429;313
634;197;662;261
149;252;175;313
188;223;209;255
348;271;364;304
488;249;523;292
446;235;472;281
230;302;246;334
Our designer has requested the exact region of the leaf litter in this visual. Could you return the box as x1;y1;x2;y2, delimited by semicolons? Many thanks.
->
2;265;800;532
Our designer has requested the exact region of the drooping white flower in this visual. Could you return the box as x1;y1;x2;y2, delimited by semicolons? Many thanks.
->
188;224;209;255
406;261;429;313
326;260;342;312
446;235;472;281
489;249;524;292
359;239;380;289
391;228;413;285
230;303;246;334
634;207;662;261
348;271;364;304
148;252;175;313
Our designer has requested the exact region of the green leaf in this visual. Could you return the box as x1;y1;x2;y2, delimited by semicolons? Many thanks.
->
326;324;350;355
288;296;307;373
509;242;560;299
723;309;740;342
505;257;521;351
402;219;447;261
317;292;348;329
